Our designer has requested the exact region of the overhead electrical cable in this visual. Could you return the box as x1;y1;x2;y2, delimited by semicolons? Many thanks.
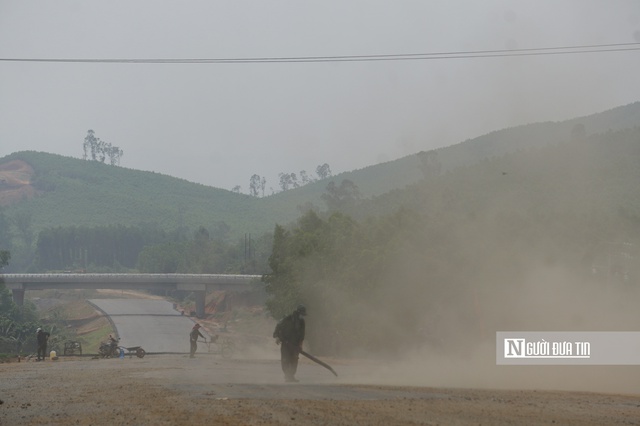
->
0;42;639;64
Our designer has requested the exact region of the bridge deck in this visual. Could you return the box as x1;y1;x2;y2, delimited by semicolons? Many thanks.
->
1;274;265;317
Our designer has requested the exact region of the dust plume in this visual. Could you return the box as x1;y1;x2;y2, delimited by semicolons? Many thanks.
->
308;263;640;394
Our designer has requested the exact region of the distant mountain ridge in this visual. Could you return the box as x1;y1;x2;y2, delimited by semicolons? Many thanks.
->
1;101;639;240
329;101;640;198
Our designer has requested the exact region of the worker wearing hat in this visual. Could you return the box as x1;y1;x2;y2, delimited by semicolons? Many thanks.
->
36;327;50;361
273;305;307;382
189;323;205;358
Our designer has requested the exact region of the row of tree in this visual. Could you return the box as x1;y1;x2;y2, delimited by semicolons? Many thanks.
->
238;163;333;196
36;224;159;271
82;130;123;165
33;223;271;275
136;226;270;275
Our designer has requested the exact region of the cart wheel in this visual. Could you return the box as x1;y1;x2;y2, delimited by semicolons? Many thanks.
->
136;348;146;358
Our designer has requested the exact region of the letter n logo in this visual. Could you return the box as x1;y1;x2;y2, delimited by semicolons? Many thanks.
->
504;338;525;358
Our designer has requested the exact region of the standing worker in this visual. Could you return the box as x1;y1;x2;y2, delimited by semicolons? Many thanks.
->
36;327;50;361
273;305;306;382
189;323;205;358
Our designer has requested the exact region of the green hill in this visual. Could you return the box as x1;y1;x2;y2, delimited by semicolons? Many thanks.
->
265;101;640;205
1;151;272;238
1;101;639;248
364;126;640;220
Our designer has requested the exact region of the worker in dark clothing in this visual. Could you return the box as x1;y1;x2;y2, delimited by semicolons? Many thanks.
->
273;305;306;382
107;334;119;356
36;327;50;361
189;323;205;358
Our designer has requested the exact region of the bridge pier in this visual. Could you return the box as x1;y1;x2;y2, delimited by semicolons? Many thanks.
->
195;291;206;318
11;289;25;306
175;283;208;319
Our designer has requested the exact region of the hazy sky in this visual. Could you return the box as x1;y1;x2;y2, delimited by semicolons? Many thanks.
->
1;1;639;192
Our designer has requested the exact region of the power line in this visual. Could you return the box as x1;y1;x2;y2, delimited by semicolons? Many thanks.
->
1;42;639;64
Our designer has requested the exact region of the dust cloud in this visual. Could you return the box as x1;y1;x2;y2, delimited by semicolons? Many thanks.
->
322;265;640;395
286;132;640;395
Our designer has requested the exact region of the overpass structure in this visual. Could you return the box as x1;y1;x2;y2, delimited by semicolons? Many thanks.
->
1;273;264;318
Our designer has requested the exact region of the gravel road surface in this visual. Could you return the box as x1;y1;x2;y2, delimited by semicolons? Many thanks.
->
1;355;639;425
89;299;213;353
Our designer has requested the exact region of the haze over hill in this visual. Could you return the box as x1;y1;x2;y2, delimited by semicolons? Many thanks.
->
1;100;640;243
2;2;640;191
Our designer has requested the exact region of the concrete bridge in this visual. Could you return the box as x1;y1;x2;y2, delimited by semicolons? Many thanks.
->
1;273;264;318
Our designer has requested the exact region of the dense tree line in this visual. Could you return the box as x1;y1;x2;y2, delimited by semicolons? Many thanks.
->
137;226;229;274
33;223;271;275
137;227;271;275
35;225;161;271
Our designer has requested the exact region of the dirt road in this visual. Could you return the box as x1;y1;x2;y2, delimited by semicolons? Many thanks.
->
1;354;639;425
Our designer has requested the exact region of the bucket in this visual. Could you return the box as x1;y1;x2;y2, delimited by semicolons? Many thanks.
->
49;350;58;361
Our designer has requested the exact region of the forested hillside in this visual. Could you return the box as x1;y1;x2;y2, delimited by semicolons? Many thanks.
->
0;151;280;272
2;102;640;237
0;151;266;233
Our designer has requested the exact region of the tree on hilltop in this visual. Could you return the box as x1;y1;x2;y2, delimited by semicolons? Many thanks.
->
316;163;332;180
278;172;299;191
248;175;268;197
82;130;123;165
